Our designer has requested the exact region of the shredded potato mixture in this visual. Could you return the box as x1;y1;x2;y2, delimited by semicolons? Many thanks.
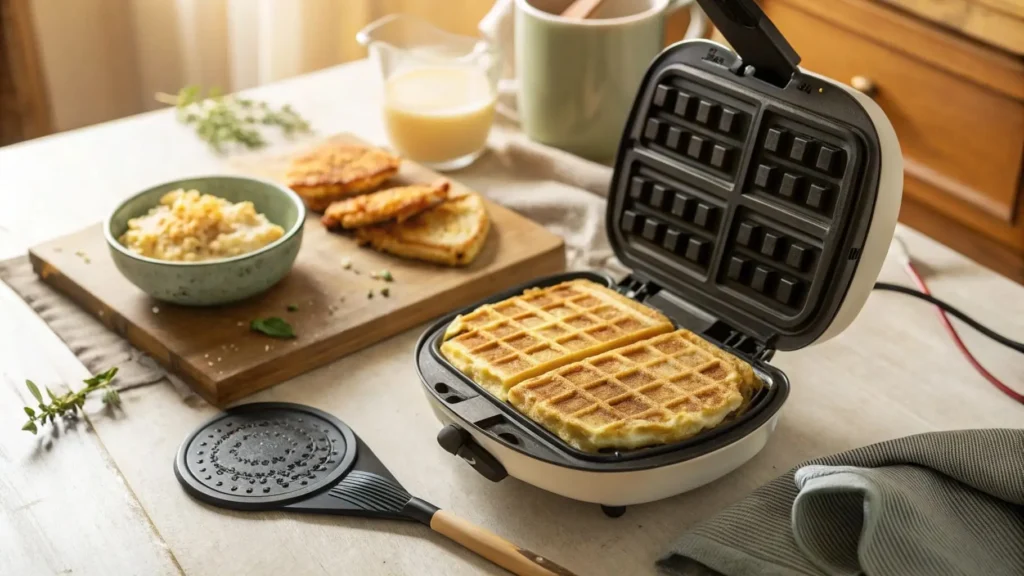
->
119;189;285;262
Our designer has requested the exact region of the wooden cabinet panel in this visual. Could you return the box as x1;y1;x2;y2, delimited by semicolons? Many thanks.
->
875;0;1024;57
765;0;1024;100
763;0;1024;226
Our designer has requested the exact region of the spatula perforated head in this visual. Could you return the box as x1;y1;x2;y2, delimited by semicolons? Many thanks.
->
175;403;357;510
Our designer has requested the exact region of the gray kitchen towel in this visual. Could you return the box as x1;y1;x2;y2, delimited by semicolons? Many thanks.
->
659;428;1024;576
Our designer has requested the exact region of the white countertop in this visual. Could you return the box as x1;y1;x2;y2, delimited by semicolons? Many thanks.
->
1;60;1021;576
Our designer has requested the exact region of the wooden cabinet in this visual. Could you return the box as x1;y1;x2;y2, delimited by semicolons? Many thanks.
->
761;0;1024;283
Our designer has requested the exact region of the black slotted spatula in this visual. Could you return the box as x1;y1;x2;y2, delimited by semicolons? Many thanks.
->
174;402;575;576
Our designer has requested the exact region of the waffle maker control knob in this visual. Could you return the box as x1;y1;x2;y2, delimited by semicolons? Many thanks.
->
437;424;508;482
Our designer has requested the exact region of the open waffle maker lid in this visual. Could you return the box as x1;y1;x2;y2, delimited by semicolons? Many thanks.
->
609;0;891;353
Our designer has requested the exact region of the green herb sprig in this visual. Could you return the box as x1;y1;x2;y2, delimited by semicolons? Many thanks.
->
250;317;296;339
155;86;312;153
22;367;120;434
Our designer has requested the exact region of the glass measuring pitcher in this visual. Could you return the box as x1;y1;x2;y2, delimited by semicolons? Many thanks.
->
357;15;501;171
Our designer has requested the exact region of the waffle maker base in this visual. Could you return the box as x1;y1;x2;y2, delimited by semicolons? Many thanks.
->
416;271;789;510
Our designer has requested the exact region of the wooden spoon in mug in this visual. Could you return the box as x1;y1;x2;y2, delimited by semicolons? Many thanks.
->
561;0;604;19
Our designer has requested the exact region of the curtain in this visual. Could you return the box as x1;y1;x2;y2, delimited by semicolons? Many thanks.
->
29;0;497;132
29;0;698;134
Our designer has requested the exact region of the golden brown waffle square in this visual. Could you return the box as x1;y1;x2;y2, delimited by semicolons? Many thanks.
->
355;188;490;266
285;142;401;212
506;329;763;452
322;179;449;229
440;279;673;400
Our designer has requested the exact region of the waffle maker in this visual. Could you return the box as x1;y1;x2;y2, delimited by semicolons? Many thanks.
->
415;0;902;515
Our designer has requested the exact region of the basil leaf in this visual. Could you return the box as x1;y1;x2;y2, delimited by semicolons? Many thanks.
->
22;421;38;434
24;406;35;417
250;317;296;339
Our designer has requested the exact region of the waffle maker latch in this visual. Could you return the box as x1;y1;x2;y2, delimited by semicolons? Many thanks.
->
437;424;508;482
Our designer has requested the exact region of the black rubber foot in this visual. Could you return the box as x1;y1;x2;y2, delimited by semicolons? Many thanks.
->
601;505;626;518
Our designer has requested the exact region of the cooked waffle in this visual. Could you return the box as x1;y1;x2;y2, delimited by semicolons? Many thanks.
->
321;179;449;230
285;142;401;212
355;188;490;266
506;329;763;452
440;279;673;400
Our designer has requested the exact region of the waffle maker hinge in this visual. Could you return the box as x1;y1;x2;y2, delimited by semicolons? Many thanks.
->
616;273;777;363
695;0;800;89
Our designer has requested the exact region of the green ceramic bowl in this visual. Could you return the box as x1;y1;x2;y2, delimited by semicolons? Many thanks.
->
104;175;305;306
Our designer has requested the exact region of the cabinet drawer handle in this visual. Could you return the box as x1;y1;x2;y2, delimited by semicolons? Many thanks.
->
850;75;877;98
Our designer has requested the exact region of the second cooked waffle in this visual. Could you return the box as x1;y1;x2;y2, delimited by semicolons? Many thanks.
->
321;179;450;229
285;142;401;212
441;279;673;400
355;188;490;266
507;330;763;452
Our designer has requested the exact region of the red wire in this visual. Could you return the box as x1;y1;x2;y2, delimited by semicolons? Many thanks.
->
903;260;1024;404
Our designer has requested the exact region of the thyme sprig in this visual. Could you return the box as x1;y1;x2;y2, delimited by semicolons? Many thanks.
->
155;85;312;152
21;367;120;434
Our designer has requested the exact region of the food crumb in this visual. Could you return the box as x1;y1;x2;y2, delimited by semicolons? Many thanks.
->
341;256;352;270
74;250;91;264
370;269;394;282
237;321;244;327
152;306;160;314
54;247;62;253
264;344;271;352
287;304;298;312
367;290;373;299
380;287;390;298
204;353;209;358
217;357;222;362
207;361;213;367
98;310;105;317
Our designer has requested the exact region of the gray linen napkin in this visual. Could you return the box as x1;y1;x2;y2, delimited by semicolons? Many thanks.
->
659;429;1024;576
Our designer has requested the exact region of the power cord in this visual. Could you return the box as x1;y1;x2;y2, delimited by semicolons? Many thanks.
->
874;237;1023;404
873;283;1024;354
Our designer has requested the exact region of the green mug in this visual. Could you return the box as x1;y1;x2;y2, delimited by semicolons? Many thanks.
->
513;0;698;163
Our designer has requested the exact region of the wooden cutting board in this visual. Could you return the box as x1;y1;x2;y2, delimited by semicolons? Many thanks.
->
28;135;566;405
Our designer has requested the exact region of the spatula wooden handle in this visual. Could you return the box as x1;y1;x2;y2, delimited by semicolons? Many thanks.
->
430;509;577;576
